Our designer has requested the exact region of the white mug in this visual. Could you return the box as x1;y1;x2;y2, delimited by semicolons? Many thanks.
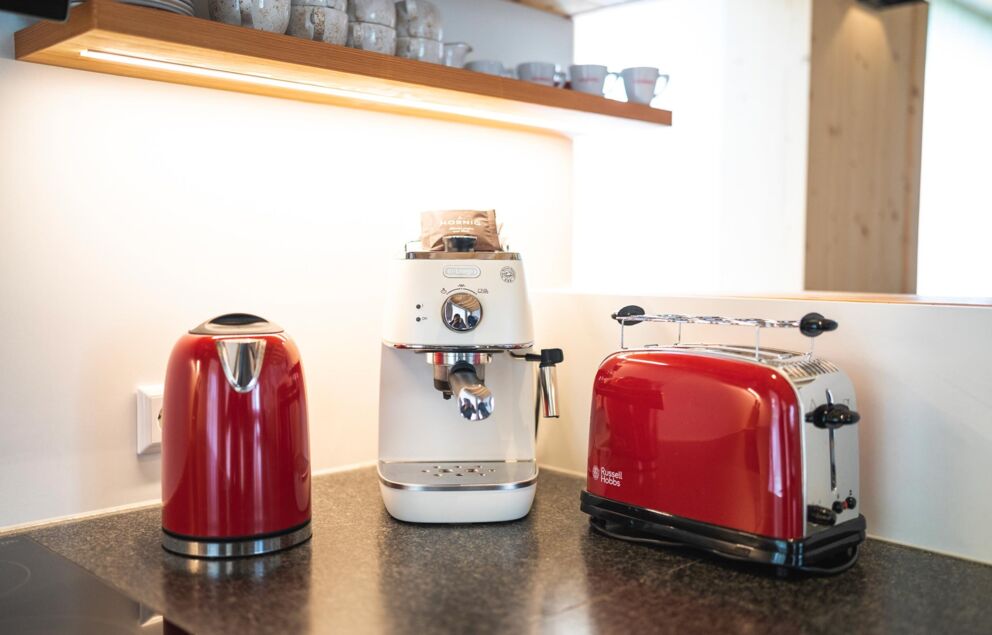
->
568;64;616;96
287;6;349;44
347;22;397;54
396;36;444;64
443;42;472;68
396;0;443;39
347;0;396;27
465;60;506;77
516;62;566;87
621;67;669;105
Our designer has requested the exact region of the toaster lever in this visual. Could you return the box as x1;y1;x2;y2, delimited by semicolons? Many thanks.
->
806;403;860;430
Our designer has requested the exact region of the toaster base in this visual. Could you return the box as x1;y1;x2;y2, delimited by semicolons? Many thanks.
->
581;491;865;573
161;521;312;559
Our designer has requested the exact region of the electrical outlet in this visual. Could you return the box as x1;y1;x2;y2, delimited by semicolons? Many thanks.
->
137;385;164;456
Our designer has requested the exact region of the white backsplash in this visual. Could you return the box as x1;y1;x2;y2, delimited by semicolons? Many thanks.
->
0;3;573;528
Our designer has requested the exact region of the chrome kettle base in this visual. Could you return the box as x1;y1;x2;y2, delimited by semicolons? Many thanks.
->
161;521;312;559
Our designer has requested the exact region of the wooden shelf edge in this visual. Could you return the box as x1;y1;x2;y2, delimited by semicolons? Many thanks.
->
14;0;672;136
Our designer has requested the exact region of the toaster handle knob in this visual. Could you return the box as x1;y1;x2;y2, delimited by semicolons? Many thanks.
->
806;403;861;429
800;312;838;337
613;305;646;326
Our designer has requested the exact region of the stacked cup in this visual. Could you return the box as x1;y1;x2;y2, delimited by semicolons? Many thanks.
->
288;0;348;45
396;0;443;64
347;0;397;55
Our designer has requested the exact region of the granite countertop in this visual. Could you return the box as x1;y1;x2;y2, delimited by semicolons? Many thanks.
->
20;468;992;634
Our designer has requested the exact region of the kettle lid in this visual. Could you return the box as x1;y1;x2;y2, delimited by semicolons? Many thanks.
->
189;313;284;336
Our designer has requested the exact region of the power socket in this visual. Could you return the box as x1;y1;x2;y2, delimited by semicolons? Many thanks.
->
136;385;164;456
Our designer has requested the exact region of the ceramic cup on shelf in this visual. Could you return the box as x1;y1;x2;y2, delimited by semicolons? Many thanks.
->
465;60;506;77
620;66;669;105
288;0;348;45
568;64;616;96
395;0;442;40
442;42;472;68
347;21;397;54
396;36;444;63
348;0;396;27
208;0;291;33
516;62;566;87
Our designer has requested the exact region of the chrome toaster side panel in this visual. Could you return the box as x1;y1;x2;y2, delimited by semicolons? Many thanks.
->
794;369;860;537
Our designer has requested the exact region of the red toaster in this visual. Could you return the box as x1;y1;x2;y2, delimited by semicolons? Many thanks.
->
581;307;866;574
162;314;311;558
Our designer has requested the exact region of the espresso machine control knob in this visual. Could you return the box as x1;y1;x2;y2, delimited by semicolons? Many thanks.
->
442;292;483;332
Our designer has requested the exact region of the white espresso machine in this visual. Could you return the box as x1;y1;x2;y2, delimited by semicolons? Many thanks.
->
378;235;562;523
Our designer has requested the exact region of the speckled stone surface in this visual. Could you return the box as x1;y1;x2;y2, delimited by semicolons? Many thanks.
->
22;468;992;634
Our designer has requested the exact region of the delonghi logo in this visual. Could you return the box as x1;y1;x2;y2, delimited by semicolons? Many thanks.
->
592;465;622;487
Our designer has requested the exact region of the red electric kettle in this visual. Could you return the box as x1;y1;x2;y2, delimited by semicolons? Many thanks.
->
161;314;311;558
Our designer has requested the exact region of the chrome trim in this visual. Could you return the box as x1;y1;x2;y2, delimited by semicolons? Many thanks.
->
216;339;266;393
404;251;521;260
426;352;493;366
384;341;533;351
617;313;803;329
631;344;839;379
190;314;283;336
539;364;559;418
778;359;841;384
378;460;538;492
161;523;311;558
442;292;483;332
447;366;494;421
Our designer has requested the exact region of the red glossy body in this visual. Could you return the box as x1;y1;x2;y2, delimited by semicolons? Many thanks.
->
162;333;311;539
587;351;805;540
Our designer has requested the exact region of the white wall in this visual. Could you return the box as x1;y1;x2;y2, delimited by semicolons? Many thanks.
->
571;0;811;295
434;0;573;69
917;0;992;298
0;2;573;528
533;291;992;564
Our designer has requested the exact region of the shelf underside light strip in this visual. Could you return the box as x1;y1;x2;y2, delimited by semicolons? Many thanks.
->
79;49;557;131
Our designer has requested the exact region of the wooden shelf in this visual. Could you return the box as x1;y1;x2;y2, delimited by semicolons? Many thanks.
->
14;0;671;136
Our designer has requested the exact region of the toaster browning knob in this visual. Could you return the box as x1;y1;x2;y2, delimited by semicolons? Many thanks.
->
806;403;861;429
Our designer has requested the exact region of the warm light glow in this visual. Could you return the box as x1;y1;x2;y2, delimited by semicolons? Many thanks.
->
78;49;554;132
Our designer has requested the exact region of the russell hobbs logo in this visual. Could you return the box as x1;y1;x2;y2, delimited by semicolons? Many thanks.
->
592;465;622;487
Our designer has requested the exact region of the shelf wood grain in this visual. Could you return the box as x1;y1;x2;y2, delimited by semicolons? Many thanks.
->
14;0;671;136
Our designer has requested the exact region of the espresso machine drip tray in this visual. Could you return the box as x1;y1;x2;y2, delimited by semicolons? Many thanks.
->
379;460;538;491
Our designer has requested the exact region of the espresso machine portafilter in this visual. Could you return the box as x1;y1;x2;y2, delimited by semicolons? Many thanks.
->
377;235;563;523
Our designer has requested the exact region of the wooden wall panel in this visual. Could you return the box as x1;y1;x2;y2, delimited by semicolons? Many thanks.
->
805;0;928;293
